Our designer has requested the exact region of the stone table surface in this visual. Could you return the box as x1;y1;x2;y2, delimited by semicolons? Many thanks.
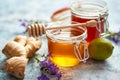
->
0;0;120;80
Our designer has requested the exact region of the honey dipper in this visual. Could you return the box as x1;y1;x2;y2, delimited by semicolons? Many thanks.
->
27;20;97;37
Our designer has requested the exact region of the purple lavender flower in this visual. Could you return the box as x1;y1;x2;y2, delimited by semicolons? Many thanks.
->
38;58;61;80
112;36;119;44
19;19;29;28
21;22;27;27
110;30;120;44
56;73;62;80
38;73;49;80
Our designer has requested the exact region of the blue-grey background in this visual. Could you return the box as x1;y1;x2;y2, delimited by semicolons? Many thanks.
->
0;0;120;80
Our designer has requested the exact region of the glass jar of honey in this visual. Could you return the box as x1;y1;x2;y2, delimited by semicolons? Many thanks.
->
46;22;89;67
71;0;108;43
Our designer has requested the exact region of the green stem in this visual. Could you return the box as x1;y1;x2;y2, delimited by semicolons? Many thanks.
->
106;31;120;37
34;53;48;63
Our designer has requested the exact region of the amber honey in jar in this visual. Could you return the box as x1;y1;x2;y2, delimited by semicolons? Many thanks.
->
46;24;89;67
71;0;108;43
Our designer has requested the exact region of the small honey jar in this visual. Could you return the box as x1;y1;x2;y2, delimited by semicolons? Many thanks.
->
71;0;109;43
46;23;89;67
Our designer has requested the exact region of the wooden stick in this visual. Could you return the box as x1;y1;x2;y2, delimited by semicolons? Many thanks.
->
27;20;97;37
45;20;97;30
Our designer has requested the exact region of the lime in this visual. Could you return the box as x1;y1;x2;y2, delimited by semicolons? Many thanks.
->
88;38;114;60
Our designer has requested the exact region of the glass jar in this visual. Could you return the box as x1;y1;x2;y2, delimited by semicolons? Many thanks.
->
71;0;108;43
46;22;89;67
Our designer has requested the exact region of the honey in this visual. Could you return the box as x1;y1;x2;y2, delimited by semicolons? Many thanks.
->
46;26;88;67
71;0;108;43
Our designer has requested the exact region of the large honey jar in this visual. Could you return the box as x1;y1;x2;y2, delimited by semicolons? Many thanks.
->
46;23;89;67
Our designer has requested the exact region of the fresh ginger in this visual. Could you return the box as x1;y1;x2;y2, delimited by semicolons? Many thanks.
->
2;35;41;58
2;35;42;78
25;37;42;58
3;57;28;78
14;35;27;46
2;41;26;58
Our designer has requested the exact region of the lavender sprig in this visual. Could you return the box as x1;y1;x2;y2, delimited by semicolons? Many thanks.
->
19;19;48;28
38;74;49;80
38;58;61;80
106;31;120;44
18;19;49;34
34;53;61;80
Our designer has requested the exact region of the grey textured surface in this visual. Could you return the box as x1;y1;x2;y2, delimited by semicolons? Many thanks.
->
0;0;120;80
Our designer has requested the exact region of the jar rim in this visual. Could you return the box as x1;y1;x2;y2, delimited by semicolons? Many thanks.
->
46;23;87;43
71;0;108;18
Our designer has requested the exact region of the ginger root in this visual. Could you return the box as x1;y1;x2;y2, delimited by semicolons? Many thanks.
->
14;35;27;46
2;41;26;58
25;37;42;58
3;57;28;78
2;35;41;58
2;35;42;78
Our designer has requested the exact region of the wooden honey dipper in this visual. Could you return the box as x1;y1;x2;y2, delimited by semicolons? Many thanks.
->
27;20;97;37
